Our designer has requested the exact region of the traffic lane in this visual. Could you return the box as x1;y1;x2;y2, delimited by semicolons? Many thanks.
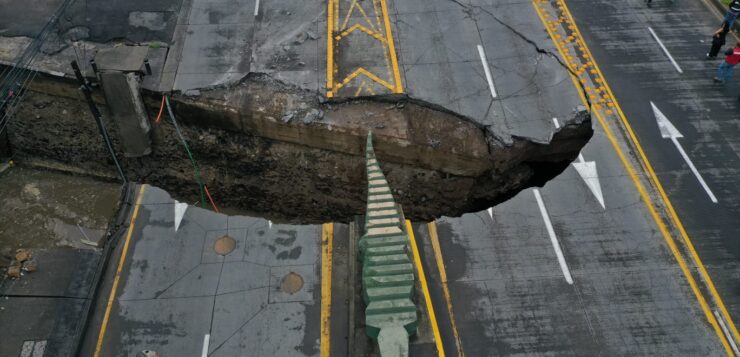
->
417;213;604;356
88;185;322;357
427;111;726;354
566;0;740;320
433;189;724;355
393;0;583;141
475;1;585;139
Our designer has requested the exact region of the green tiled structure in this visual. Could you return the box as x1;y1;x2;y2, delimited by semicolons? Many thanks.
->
359;132;418;357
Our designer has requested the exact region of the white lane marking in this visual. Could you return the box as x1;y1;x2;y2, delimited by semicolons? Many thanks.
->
477;44;498;99
174;200;188;231
254;0;260;16
572;156;606;209
651;102;717;203
554;117;606;209
715;310;740;355
533;189;574;285
202;334;210;357
648;27;683;74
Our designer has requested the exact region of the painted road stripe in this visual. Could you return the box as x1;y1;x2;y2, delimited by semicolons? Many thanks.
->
533;189;574;285
320;223;334;357
716;310;740;355
202;334;210;357
94;185;147;357
476;45;498;99
651;102;717;203
428;222;465;357
534;1;737;352
254;0;260;16
648;27;683;74
327;0;335;96
553;117;605;209
406;220;445;357
379;0;403;93
174;200;187;231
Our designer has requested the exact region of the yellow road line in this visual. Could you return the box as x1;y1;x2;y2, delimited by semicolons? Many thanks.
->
321;223;334;357
327;0;335;97
335;67;395;91
354;80;366;96
427;222;465;357
379;0;403;93
406;220;445;357
94;184;147;357
336;23;386;43
555;0;740;344
532;2;734;354
340;0;358;31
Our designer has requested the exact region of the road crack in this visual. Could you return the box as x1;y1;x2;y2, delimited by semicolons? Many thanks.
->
446;0;592;108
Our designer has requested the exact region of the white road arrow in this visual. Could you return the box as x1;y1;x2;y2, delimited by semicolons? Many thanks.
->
174;200;188;231
651;102;717;203
572;154;606;209
553;117;605;209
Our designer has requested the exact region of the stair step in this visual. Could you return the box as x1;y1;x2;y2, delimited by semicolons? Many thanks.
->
366;254;410;266
364;263;413;276
365;285;413;302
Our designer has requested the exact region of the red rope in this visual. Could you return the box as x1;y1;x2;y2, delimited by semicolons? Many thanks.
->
154;96;165;123
204;184;220;213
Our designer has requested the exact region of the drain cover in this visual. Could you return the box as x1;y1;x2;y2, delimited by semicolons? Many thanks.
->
281;272;304;294
214;235;236;255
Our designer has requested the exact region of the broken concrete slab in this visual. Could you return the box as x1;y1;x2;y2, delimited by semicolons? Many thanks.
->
10;73;592;223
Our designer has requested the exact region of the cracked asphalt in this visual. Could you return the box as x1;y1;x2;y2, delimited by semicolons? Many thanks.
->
11;0;736;354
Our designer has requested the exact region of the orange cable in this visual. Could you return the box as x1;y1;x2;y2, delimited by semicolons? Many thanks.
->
204;184;220;213
154;96;165;123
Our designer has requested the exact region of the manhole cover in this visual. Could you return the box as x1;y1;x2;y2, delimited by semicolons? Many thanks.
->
214;235;236;255
281;272;304;294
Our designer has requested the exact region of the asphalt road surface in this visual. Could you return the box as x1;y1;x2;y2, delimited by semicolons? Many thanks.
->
74;0;740;355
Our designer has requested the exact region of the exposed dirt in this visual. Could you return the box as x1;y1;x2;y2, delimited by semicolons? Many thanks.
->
7;74;592;223
0;165;121;267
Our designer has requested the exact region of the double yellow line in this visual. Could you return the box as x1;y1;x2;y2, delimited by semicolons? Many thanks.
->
533;0;738;354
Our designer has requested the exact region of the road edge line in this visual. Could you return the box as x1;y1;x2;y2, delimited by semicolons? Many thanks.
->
321;223;334;357
93;184;146;357
406;220;445;357
379;0;403;93
427;221;465;357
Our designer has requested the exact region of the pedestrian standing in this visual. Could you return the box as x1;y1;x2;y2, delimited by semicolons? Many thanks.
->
708;22;731;59
714;43;740;83
725;0;740;27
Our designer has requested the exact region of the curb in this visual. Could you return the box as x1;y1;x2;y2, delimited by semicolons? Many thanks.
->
71;182;138;356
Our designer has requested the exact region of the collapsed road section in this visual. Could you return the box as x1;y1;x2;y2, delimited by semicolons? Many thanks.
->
7;69;592;222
